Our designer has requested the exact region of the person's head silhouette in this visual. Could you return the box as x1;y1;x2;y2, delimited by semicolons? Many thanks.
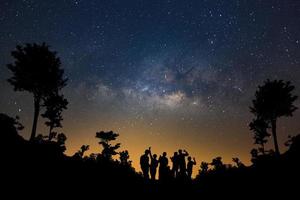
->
145;149;150;155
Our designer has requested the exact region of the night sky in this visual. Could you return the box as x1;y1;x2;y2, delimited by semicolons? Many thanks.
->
1;0;300;173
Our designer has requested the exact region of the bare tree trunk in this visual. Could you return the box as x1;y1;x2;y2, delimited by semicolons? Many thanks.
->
30;96;40;142
271;119;280;156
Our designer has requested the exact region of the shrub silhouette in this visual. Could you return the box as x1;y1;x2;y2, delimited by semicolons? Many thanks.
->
285;134;300;156
73;145;90;159
211;157;224;171
7;43;67;141
0;113;24;146
232;157;244;168
250;79;298;155
199;161;209;175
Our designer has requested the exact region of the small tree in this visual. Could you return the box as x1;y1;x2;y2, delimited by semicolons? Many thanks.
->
42;93;68;136
250;148;259;163
96;131;120;160
56;133;67;152
119;150;131;165
199;161;209;176
7;43;67;141
211;157;224;171
250;79;298;155
79;145;90;157
249;118;270;154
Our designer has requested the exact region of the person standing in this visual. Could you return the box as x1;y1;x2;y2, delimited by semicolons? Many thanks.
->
149;147;159;180
170;152;179;178
178;149;189;177
140;149;150;179
187;156;196;179
159;152;168;181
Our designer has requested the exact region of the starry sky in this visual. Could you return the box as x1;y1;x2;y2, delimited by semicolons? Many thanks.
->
1;0;300;173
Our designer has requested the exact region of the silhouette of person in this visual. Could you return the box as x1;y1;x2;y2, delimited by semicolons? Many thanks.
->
149;147;159;180
158;152;168;181
170;152;179;178
187;156;196;179
140;149;150;179
178;149;189;177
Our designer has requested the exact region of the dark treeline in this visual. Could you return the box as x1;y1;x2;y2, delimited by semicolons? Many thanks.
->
1;43;300;198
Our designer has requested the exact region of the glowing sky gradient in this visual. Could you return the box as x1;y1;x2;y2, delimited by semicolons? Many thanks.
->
1;0;300;175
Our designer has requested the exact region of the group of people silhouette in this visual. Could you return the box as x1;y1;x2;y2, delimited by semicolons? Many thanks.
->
140;147;196;181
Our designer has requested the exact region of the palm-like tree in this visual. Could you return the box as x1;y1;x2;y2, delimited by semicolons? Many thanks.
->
7;43;67;141
250;79;298;155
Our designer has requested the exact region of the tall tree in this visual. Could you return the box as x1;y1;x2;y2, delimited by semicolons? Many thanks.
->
7;43;67;141
42;93;68;136
96;131;120;160
249;117;270;154
250;79;298;155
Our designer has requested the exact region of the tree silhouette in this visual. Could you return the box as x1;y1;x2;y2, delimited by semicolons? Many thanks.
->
285;134;300;155
47;132;57;141
119;150;131;165
56;133;67;152
96;131;120;160
199;161;209;176
249;118;270;154
42;93;68;136
232;157;244;168
250;148;259;162
211;157;224;171
7;43;67;141
74;145;90;158
250;79;298;155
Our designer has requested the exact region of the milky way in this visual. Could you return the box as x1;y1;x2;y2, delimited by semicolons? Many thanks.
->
1;0;300;173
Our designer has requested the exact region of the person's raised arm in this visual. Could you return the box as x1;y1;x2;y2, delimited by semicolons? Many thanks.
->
193;157;196;165
149;147;153;159
184;150;189;156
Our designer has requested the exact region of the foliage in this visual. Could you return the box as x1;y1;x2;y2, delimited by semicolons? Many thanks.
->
42;93;68;135
7;43;67;141
96;131;121;160
249;117;270;154
250;79;298;155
